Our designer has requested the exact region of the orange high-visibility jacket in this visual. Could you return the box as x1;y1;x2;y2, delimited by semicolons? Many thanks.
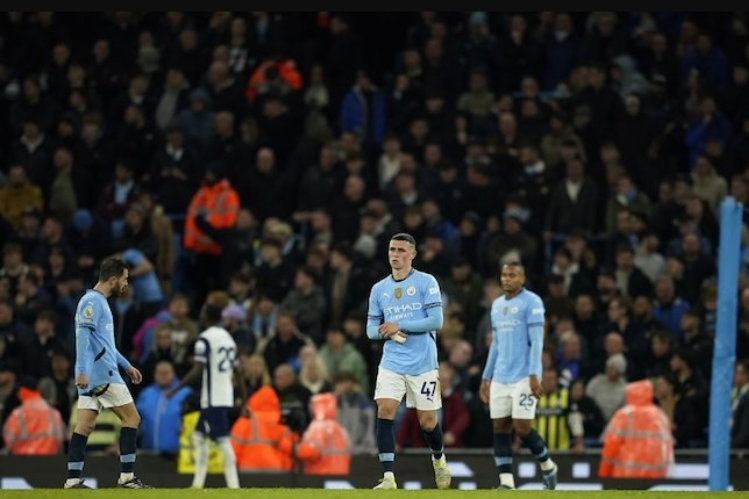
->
183;179;239;255
231;386;294;471
280;392;351;475
599;380;675;478
2;389;64;455
245;60;303;102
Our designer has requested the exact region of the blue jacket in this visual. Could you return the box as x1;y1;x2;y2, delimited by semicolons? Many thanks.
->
136;380;192;453
340;88;386;145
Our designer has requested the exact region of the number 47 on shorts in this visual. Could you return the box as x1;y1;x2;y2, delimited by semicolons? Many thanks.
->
420;381;437;399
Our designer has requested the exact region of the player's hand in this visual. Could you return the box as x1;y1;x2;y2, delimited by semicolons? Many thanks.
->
378;322;400;338
479;379;490;403
529;375;545;399
76;374;89;390
127;366;143;385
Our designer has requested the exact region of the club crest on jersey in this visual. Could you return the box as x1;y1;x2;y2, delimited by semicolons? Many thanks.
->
407;286;416;296
395;287;403;299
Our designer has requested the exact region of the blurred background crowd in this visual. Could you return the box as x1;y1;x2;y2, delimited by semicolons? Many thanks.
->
0;12;749;459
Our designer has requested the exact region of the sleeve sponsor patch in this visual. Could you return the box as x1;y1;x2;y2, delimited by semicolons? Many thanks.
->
531;308;544;314
428;287;439;295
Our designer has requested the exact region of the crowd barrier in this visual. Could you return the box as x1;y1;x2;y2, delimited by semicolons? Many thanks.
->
1;451;747;490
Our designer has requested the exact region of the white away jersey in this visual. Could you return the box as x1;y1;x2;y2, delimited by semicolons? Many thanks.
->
194;326;237;408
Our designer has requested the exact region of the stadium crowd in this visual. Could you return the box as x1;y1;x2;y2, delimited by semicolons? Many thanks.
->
1;12;749;460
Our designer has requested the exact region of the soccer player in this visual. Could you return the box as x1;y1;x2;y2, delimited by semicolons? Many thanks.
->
366;233;451;490
480;262;558;490
65;257;151;489
167;303;247;489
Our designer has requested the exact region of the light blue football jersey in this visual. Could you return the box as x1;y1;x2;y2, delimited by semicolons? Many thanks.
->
367;269;442;375
74;289;129;395
483;288;546;383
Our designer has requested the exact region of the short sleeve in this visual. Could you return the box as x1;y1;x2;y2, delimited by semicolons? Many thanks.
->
194;338;208;362
526;295;546;325
367;284;383;324
77;298;101;328
422;274;442;309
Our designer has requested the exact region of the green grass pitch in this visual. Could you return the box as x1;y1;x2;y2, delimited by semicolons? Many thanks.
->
1;490;745;498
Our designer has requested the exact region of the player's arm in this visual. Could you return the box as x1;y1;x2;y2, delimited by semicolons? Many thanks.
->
479;324;499;403
75;300;99;389
527;299;546;398
391;274;443;335
366;284;386;341
481;325;499;382
166;339;206;398
392;306;443;334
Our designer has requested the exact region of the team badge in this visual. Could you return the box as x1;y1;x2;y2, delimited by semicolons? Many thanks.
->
407;286;416;296
395;287;403;299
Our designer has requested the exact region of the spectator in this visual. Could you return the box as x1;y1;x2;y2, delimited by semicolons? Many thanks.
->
280;266;326;343
653;275;690;336
733;359;749;449
319;327;369;396
239;353;272;399
613;245;653;299
340;70;387;146
136;361;192;454
568;378;604;451
544;159;599;238
299;354;332;395
585;353;627;421
598;380;674;478
39;351;76;423
2;376;64;455
273;363;312;434
691;154;728;213
0;165;44;230
670;348;709;433
653;374;697;448
259;312;313;374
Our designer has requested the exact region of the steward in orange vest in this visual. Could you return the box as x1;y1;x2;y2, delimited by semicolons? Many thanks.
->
599;380;674;478
2;381;64;455
230;386;295;471
282;392;351;475
183;164;240;256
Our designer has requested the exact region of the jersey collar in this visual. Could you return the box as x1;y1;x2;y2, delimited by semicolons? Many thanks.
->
390;268;415;283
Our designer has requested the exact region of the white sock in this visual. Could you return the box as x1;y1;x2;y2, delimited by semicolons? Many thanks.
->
192;432;209;488
384;471;395;482
500;473;515;488
65;478;81;487
540;458;555;472
217;437;239;489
